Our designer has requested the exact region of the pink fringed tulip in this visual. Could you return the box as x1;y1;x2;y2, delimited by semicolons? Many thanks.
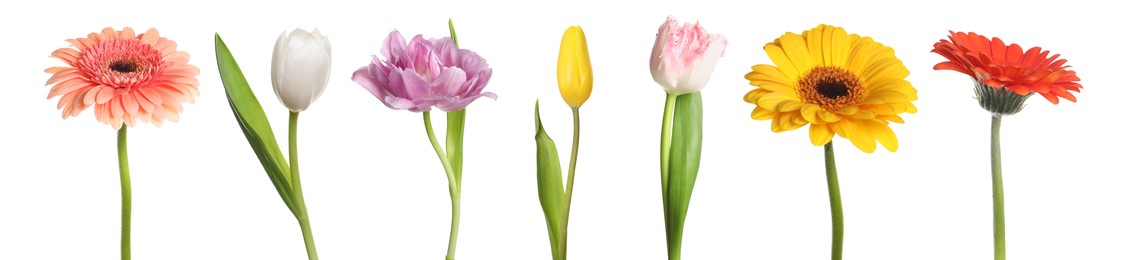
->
649;16;727;94
352;30;496;112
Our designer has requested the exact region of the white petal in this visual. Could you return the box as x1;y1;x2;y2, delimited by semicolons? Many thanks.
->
650;17;676;92
271;31;289;107
274;29;332;112
675;36;727;94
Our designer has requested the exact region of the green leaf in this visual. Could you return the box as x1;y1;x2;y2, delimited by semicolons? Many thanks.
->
448;19;459;46
664;92;703;258
215;34;298;217
534;101;566;259
446;109;466;186
446;19;465;186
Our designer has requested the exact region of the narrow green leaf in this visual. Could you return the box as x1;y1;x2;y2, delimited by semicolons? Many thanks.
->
448;19;459;46
664;92;703;258
215;34;298;217
446;109;466;186
446;19;464;186
534;101;566;259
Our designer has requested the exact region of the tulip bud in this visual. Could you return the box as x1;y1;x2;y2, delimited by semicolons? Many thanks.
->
649;17;726;94
557;26;593;108
272;28;332;112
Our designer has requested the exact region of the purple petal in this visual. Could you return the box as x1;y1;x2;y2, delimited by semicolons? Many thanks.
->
458;49;490;75
393;67;435;102
436;92;497;112
459;69;492;98
432;37;460;66
352;68;399;110
382;30;407;62
432;67;469;96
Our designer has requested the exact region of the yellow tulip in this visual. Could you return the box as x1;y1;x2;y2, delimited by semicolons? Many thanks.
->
557;26;593;108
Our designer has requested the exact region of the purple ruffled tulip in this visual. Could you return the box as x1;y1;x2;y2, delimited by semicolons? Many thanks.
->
353;30;496;112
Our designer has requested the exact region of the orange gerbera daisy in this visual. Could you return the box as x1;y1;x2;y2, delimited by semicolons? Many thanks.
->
932;31;1081;104
45;27;200;129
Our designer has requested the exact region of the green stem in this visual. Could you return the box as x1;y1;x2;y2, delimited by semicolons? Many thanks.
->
991;115;1005;260
424;112;461;260
290;112;319;260
660;93;678;260
824;142;843;260
660;93;677;191
117;126;131;260
556;107;581;260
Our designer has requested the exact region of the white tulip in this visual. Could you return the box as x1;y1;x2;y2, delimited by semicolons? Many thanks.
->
272;28;332;112
649;17;727;95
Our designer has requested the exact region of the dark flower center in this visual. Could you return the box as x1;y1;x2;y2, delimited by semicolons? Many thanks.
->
798;66;865;112
816;81;850;98
109;60;139;73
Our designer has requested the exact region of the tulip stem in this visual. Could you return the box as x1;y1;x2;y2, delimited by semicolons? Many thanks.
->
117;126;131;260
556;107;581;260
824;142;843;260
424;112;461;260
290;112;319;260
660;93;677;192
991;115;1005;260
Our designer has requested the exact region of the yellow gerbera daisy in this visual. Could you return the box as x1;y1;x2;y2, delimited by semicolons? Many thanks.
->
744;24;917;153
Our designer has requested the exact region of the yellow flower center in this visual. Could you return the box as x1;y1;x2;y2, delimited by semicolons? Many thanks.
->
798;66;864;112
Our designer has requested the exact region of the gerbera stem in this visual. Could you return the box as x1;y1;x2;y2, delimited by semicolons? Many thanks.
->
824;142;843;260
117;126;131;260
556;107;582;260
991;115;1005;260
290;112;319;260
424;112;461;260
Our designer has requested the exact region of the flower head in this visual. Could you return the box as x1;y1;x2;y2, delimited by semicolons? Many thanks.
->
932;31;1082;105
744;24;917;153
557;26;593;108
273;28;332;112
352;30;495;112
45;27;200;129
650;16;727;94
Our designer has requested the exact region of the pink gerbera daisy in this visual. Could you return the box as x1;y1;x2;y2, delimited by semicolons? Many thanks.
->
45;27;200;128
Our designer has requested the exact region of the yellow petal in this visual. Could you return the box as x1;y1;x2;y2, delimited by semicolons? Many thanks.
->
820;25;836;67
850;109;877;119
864;91;908;104
846;120;878;153
800;104;821;123
878;114;905;124
779;33;815;76
756;92;799;110
751;107;775;120
557;26;592;108
831;27;855;68
804;27;824;67
744;89;768;104
809;124;833;146
830;120;851;138
864;104;897;115
771;113;785;132
818;110;841;123
846;38;879;77
764;43;799;81
779;100;804;112
747;65;797;94
867;79;914;94
871;121;899;152
836;105;859;115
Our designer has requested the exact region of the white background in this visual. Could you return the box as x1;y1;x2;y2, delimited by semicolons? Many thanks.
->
2;0;1130;259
